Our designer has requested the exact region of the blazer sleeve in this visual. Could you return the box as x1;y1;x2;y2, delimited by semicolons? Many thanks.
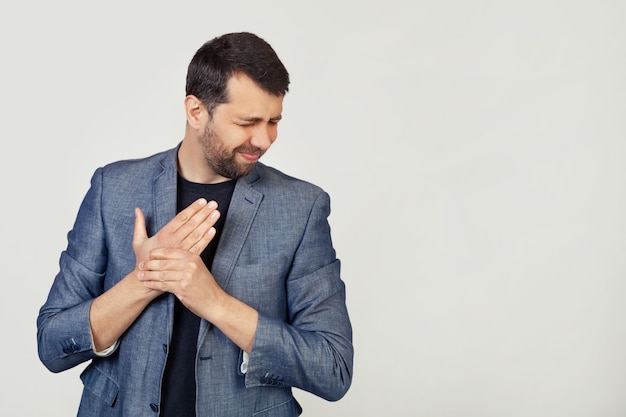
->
244;190;354;401
37;168;110;372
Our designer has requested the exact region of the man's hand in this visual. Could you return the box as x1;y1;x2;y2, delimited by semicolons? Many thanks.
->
136;245;260;354
127;198;220;299
137;247;221;317
89;198;221;351
133;198;220;261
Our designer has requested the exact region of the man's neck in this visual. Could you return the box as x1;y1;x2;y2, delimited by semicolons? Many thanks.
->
177;137;229;184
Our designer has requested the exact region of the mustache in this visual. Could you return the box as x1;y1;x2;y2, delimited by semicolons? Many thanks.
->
235;145;264;154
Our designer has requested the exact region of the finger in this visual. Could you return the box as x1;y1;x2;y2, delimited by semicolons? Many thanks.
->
160;198;209;238
140;251;200;279
189;227;217;255
148;247;189;261
137;268;177;283
141;278;170;293
132;208;148;251
140;258;183;277
177;203;220;250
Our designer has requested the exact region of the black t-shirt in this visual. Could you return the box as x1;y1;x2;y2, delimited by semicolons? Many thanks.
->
159;175;236;417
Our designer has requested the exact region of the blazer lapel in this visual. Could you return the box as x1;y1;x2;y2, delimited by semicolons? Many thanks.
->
211;165;264;291
198;166;263;343
152;148;179;235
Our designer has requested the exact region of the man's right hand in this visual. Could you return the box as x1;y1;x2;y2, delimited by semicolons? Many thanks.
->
133;197;220;262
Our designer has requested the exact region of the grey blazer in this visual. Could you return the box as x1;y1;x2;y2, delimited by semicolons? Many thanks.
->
37;146;353;417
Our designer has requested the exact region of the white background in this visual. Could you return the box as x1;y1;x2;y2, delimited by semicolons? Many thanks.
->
2;1;626;416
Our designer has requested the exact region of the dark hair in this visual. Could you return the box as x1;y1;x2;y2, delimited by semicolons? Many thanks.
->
186;32;290;115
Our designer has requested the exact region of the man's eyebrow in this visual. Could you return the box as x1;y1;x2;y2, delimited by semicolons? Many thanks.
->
239;114;283;122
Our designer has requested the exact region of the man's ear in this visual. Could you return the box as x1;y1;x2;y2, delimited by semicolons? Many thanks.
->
184;95;207;129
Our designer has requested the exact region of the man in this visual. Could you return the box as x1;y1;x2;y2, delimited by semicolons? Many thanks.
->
37;32;353;417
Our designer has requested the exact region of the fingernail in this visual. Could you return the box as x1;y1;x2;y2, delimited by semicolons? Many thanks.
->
198;198;207;206
208;201;217;209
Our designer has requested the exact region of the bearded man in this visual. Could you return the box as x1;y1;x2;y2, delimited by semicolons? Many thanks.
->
37;32;353;417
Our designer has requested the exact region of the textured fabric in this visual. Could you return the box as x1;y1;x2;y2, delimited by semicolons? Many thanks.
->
37;146;353;417
159;176;236;417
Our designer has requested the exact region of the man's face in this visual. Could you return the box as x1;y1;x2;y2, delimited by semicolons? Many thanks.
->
199;73;284;179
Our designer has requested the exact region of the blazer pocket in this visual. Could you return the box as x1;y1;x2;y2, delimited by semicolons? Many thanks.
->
231;262;289;314
80;364;119;407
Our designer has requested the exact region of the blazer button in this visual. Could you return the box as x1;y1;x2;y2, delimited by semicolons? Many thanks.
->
150;403;159;412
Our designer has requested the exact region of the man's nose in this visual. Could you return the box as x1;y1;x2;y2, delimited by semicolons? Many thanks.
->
250;124;276;150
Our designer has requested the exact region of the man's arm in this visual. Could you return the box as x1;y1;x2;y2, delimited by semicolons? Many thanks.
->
37;164;220;372
90;200;220;351
245;191;353;401
137;246;258;353
137;190;353;401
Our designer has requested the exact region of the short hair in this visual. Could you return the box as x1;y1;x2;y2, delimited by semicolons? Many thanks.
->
186;32;290;115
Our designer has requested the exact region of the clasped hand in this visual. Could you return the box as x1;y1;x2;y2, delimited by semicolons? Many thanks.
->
132;198;223;317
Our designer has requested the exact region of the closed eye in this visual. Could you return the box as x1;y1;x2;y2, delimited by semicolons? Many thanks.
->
236;118;281;127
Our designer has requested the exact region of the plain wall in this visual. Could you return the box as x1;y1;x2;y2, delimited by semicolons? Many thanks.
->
2;1;626;415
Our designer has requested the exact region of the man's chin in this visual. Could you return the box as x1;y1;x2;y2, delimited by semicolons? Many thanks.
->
236;161;257;177
219;161;256;180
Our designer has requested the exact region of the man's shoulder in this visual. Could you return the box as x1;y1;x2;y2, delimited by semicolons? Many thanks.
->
253;163;325;196
100;147;177;178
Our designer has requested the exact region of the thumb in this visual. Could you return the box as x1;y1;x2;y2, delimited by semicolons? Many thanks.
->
132;207;148;250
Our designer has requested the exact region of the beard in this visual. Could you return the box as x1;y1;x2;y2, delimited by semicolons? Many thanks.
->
199;124;264;179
